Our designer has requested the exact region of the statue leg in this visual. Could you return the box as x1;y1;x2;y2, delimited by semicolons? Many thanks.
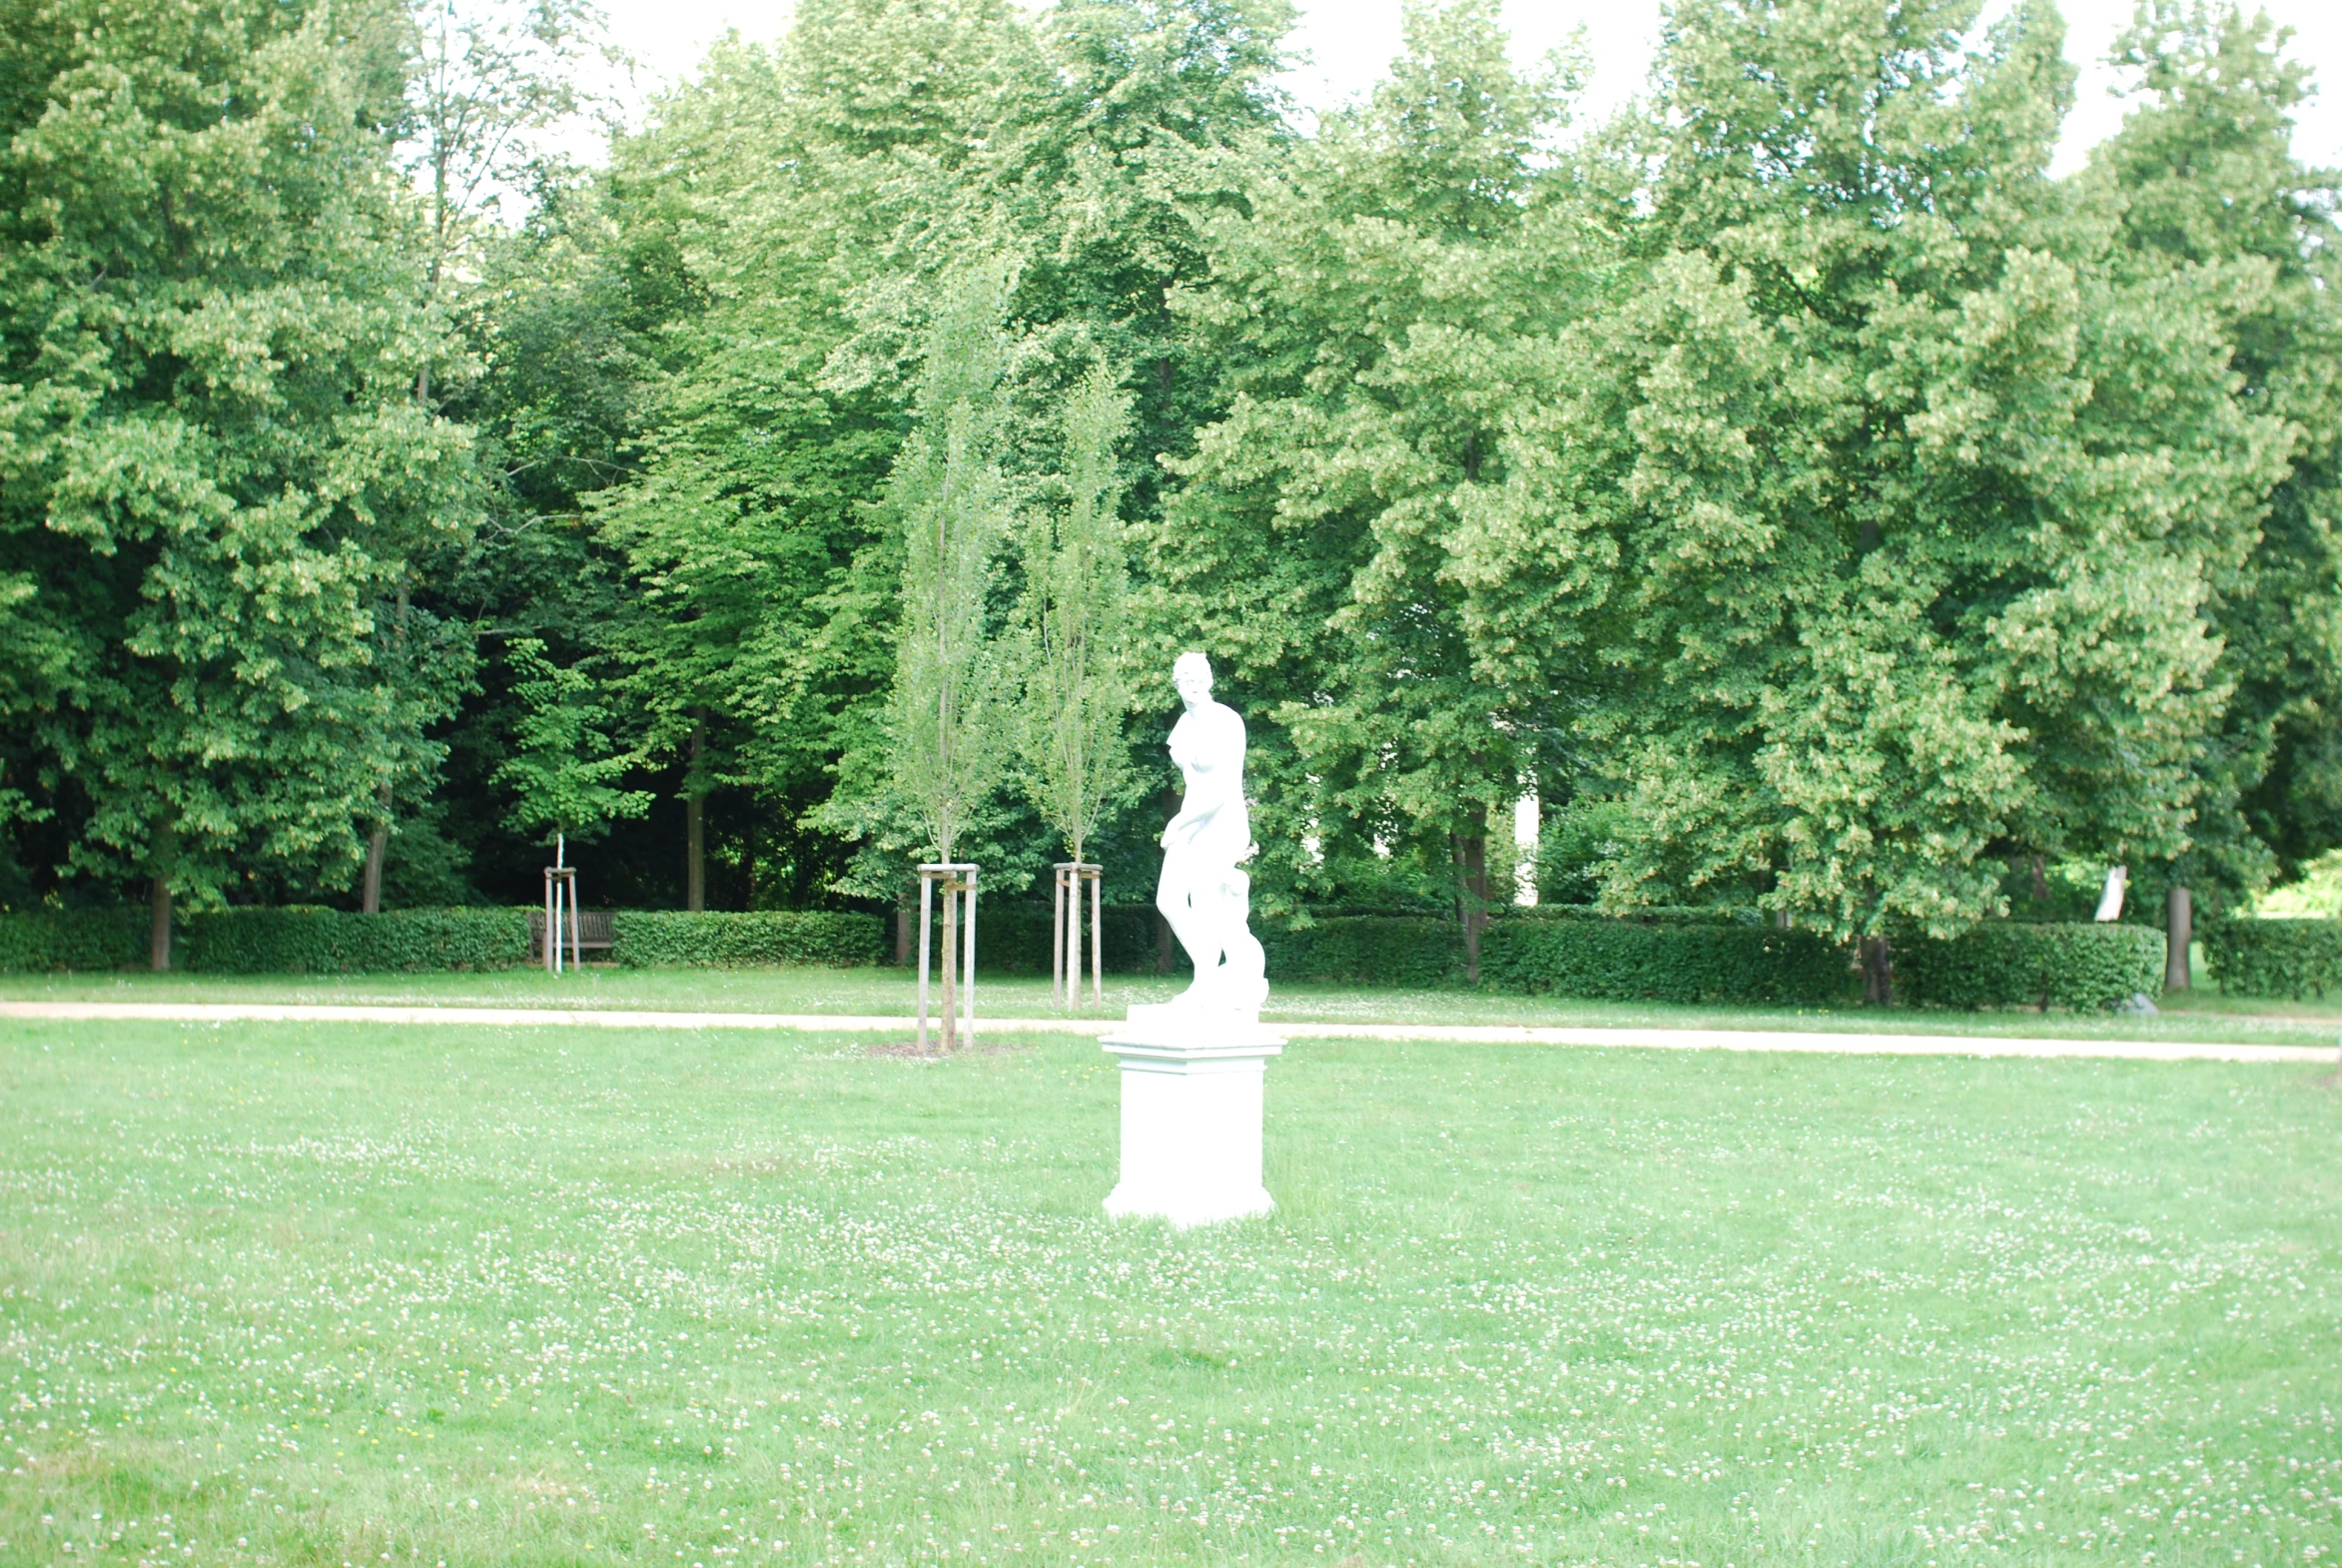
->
1156;854;1222;993
1216;867;1267;1012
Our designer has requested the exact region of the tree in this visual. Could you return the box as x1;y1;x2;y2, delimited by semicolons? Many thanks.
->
591;0;1293;925
1018;365;1138;868
356;0;625;913
1447;0;2288;1000
1017;365;1138;1001
0;0;481;965
491;637;652;865
1158;0;1586;974
2079;0;2342;983
821;260;1023;1046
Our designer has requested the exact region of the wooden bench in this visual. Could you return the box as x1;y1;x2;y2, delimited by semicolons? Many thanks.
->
529;908;614;964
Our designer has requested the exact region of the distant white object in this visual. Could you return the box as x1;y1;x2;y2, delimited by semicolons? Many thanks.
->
2095;865;2128;923
1153;651;1267;1020
1102;652;1282;1226
1513;793;1539;907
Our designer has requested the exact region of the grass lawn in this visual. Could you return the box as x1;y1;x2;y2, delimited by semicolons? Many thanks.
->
4;965;2340;1048
4;1018;2340;1567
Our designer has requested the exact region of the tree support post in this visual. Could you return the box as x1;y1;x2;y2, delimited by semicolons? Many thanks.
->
544;866;579;975
917;863;978;1053
1053;862;1103;1009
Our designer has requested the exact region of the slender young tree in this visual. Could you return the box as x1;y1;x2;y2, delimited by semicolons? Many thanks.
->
838;260;1021;1048
1017;365;1138;1001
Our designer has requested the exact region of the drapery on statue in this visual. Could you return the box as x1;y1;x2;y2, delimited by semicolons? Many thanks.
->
1155;651;1269;1020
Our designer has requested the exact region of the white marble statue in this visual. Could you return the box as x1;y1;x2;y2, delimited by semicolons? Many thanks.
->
1155;651;1269;1020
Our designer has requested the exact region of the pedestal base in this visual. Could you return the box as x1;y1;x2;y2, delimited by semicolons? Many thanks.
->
1101;1006;1282;1227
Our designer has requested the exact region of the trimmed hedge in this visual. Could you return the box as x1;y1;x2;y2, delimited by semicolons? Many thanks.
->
609;910;882;969
1262;916;1466;987
1897;922;2163;1011
1480;917;1850;1005
2203;918;2342;999
0;908;146;972
177;906;531;974
963;904;1166;975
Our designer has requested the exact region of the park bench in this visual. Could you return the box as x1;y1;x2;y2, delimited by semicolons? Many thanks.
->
528;907;614;964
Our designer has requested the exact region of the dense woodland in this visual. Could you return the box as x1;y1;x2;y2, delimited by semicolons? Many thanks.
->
3;0;2339;978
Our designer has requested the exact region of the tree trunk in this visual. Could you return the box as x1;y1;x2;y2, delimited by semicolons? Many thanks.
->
685;720;706;912
742;823;756;911
895;903;913;967
939;879;959;1054
2029;853;2049;904
2165;884;2192;991
1155;909;1173;975
362;586;409;916
361;781;391;914
1454;818;1490;984
150;876;172;973
1860;935;1894;1007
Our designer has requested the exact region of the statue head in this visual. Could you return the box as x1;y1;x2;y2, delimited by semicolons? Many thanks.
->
1172;651;1213;706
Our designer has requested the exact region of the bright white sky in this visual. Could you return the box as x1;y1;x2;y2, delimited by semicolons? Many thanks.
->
590;0;2342;176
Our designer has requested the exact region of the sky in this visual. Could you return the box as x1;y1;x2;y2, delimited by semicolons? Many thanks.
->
589;0;2342;176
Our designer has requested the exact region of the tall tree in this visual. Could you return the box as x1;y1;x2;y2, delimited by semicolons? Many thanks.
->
1159;0;1590;969
594;0;1292;918
357;0;624;912
2080;0;2342;974
0;0;480;961
867;260;1022;871
1445;0;2288;999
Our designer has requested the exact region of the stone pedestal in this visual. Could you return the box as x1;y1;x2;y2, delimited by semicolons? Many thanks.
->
1101;1004;1282;1226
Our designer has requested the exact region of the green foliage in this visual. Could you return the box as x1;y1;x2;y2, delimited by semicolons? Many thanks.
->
1480;917;1851;1006
1262;917;1465;989
2202;918;2342;1000
0;0;483;905
0;906;532;975
0;909;145;973
492;638;652;843
1449;0;2290;945
2084;2;2342;903
832;261;1024;873
1159;0;1578;914
1537;801;1637;906
180;907;531;974
1898;923;2165;1011
1015;365;1137;865
607;911;883;969
955;902;1167;975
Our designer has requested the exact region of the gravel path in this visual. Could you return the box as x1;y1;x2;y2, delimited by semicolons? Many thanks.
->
3;999;2333;1063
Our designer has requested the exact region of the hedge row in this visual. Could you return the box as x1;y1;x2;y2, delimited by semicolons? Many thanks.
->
1895;922;2163;1011
0;906;879;973
609;911;882;969
178;907;527;973
2203;918;2342;999
0;907;146;972
1480;918;1850;1005
1261;916;1465;987
954;904;1169;975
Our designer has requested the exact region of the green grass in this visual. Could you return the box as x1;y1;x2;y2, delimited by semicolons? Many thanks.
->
4;964;2340;1047
4;1019;2339;1567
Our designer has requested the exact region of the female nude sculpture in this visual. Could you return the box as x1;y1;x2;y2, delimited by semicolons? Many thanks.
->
1155;651;1268;1019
